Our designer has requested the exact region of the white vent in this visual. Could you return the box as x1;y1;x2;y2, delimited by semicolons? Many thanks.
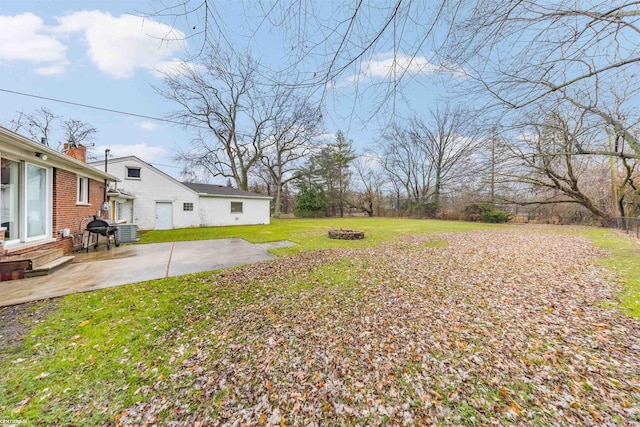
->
117;224;138;242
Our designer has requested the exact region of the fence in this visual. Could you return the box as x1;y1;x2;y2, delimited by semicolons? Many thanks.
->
602;217;640;238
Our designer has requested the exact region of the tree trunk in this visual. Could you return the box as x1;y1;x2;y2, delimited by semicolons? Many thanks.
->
274;183;282;217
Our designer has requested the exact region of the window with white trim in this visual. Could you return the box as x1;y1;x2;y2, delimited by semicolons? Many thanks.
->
230;201;243;213
126;167;141;179
77;176;89;204
0;158;52;243
116;201;124;221
183;202;193;211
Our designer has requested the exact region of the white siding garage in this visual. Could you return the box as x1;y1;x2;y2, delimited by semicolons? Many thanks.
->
183;183;271;226
91;157;271;230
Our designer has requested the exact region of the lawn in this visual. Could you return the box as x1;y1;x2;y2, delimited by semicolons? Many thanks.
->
1;219;639;425
138;217;501;255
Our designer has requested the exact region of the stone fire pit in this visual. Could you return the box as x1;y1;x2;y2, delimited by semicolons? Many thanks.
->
327;229;365;240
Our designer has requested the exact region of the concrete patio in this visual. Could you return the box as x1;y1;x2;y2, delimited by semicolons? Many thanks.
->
0;238;295;307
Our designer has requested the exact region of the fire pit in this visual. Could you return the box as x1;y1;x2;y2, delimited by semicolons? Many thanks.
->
84;216;120;251
327;229;365;240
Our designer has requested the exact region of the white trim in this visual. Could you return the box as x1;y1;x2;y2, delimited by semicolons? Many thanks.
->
230;201;244;214
77;175;89;204
197;193;272;200
24;163;51;242
4;237;57;253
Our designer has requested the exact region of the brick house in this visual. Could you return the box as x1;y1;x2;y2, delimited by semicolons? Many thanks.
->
0;126;117;260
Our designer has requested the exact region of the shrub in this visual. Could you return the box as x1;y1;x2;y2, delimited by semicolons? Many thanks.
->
411;202;439;219
461;203;484;222
480;206;511;223
462;203;510;223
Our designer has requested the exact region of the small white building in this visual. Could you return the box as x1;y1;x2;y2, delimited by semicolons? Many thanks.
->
90;156;271;230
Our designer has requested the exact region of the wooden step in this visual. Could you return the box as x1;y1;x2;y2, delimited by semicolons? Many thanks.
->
24;256;74;278
2;249;64;269
30;249;64;269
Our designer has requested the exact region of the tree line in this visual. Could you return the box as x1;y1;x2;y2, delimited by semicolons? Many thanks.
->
139;1;639;222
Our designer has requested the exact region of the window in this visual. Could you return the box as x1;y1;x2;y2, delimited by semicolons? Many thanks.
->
230;201;243;213
0;159;51;243
26;164;47;238
126;167;141;179
183;202;193;211
77;176;89;204
1;159;20;241
116;201;124;221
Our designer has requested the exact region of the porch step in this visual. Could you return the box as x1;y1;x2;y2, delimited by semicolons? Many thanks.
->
23;256;74;278
3;249;64;269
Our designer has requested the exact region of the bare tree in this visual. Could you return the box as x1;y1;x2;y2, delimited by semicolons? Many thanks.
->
139;1;456;116
157;48;276;190
380;123;433;205
140;2;640;129
6;108;98;154
412;106;483;203
8;107;59;146
61;119;97;147
260;89;322;216
442;1;640;110
350;155;385;217
503;110;609;220
479;130;515;205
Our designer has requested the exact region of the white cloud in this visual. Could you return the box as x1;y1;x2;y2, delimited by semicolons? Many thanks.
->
97;143;168;163
344;52;465;85
0;11;186;78
138;121;158;131
35;64;68;76
54;11;186;79
0;13;68;73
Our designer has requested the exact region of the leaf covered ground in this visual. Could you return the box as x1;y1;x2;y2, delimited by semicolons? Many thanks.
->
2;228;639;425
119;230;640;426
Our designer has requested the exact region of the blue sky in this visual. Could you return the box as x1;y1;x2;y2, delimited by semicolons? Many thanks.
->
0;1;456;180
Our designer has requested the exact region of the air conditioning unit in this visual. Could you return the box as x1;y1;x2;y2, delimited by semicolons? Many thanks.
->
117;224;138;243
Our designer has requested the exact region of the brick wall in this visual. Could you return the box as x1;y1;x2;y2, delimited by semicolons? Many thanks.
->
51;168;106;253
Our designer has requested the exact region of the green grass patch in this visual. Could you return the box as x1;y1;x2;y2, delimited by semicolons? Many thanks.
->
138;217;499;255
0;274;238;424
575;228;640;318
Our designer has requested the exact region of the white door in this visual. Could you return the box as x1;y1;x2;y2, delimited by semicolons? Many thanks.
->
155;202;173;230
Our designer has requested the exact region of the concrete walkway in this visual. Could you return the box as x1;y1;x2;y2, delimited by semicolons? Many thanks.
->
0;238;295;307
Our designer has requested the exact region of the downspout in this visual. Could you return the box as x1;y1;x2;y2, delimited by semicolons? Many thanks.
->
103;149;110;216
103;149;110;200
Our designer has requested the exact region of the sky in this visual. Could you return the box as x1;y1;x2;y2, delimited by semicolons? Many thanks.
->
0;1;457;181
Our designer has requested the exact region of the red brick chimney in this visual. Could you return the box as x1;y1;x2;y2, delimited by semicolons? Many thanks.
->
63;143;87;163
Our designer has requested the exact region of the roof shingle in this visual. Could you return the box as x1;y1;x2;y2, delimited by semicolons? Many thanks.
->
182;182;269;198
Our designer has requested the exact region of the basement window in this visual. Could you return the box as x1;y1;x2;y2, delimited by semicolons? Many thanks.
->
230;202;243;213
183;202;193;211
126;167;141;179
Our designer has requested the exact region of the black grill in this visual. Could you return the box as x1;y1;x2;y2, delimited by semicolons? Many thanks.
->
84;217;120;251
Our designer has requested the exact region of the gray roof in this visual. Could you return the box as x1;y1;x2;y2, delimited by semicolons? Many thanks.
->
182;182;270;199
